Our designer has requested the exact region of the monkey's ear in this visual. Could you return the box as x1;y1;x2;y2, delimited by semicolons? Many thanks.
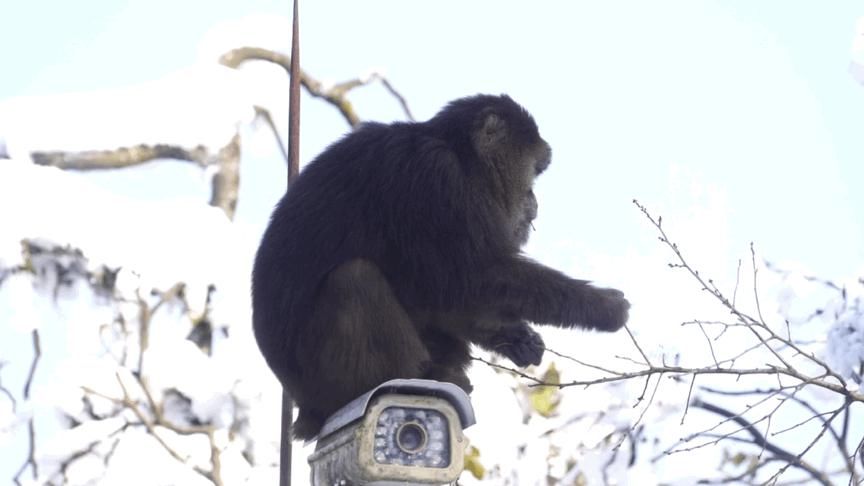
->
475;111;509;154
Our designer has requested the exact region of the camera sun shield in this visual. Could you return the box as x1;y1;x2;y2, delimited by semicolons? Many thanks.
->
308;379;474;485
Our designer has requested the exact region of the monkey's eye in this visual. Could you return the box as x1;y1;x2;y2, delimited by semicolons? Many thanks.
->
373;407;451;467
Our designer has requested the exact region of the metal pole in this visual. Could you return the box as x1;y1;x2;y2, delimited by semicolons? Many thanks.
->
287;0;301;184
280;1;300;485
279;389;293;486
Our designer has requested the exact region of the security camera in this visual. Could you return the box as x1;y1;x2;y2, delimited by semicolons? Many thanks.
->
308;379;476;485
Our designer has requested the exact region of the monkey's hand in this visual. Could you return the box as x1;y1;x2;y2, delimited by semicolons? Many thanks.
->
488;322;544;368
582;287;630;332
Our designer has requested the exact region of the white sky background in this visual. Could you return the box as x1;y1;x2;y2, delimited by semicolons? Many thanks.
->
1;1;861;279
1;0;863;483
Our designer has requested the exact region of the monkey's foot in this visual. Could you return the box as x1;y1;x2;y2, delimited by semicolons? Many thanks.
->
422;364;473;393
491;323;544;367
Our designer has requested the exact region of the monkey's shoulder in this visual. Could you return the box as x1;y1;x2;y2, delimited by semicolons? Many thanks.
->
290;125;462;201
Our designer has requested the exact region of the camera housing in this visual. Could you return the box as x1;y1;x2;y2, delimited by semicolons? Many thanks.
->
307;379;475;485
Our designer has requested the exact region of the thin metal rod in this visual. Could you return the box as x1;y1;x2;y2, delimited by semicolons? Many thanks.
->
287;0;301;185
279;389;293;486
280;1;300;485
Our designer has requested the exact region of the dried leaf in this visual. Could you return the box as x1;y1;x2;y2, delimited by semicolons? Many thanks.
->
464;445;485;479
529;363;561;417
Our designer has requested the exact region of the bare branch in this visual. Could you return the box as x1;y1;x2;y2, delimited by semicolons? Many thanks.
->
474;202;863;484
0;363;17;412
692;398;832;486
634;200;850;389
23;330;41;399
219;46;414;128
13;420;37;486
547;347;630;376
377;76;415;121
694;320;720;368
624;324;652;366
13;329;42;485
254;105;289;164
750;242;767;325
681;374;697;425
51;421;130;484
30;137;241;220
763;405;844;485
83;373;223;486
209;132;241;220
470;355;546;385
32;143;211;170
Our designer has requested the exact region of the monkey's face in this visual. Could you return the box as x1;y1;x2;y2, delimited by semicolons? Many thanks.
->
513;189;538;247
511;136;551;191
510;140;549;247
461;96;551;248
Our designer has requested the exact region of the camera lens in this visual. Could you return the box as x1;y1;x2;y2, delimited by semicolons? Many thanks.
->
396;421;427;453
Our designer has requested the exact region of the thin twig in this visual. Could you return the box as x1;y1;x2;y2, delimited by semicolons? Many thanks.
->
254;105;289;165
624;324;652;366
14;329;42;485
681;374;696;425
692;398;832;486
0;365;16;412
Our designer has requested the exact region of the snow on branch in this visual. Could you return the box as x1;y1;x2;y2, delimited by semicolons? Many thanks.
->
27;130;241;220
0;48;414;221
1;240;239;485
31;144;212;171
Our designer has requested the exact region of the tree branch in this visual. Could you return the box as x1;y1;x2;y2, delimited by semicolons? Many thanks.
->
692;398;832;486
0;363;16;412
473;202;864;484
32;144;211;170
209;132;241;220
13;329;42;485
219;46;414;128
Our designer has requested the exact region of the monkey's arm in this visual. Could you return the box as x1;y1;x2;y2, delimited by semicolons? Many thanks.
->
474;256;629;332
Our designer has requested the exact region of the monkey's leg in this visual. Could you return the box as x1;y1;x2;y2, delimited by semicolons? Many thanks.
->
475;256;630;332
419;328;474;393
293;259;430;440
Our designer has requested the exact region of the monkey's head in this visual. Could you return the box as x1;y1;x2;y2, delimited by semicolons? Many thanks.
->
428;94;551;247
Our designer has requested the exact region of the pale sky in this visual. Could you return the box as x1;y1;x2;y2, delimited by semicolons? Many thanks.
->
2;0;862;277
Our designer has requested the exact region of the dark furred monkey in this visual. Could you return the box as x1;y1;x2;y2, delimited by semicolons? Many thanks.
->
252;94;630;440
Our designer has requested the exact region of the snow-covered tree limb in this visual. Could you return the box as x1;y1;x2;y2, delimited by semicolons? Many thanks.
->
208;133;241;220
31;144;212;171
